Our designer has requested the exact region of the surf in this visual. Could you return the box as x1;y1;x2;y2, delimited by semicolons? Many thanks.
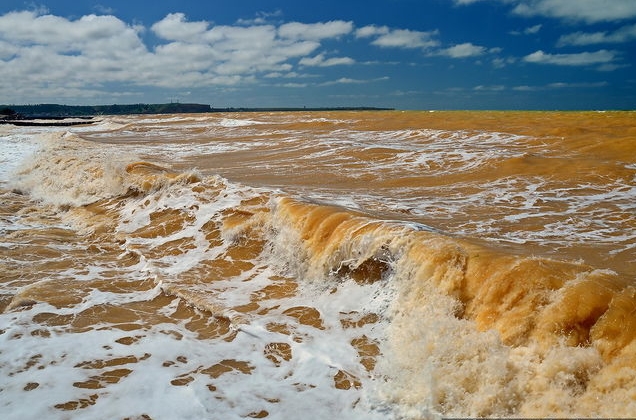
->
1;111;635;419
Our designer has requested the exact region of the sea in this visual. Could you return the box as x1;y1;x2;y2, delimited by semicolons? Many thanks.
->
1;110;635;419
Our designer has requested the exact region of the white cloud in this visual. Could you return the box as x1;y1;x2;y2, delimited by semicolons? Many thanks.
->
0;6;631;106
0;11;145;53
265;71;313;79
159;20;339;76
321;76;388;86
513;85;535;91
374;29;439;48
299;54;355;67
473;85;505;91
280;82;308;88
510;24;540;36
0;10;365;102
524;49;617;66
151;13;208;42
357;25;439;49
492;56;516;68
0;40;18;60
0;11;151;99
548;81;608;88
278;20;353;40
512;0;636;23
94;5;115;15
439;42;487;58
557;32;610;47
596;63;630;72
355;25;389;38
524;24;542;34
557;24;636;46
359;25;493;59
322;77;366;85
513;81;609;91
455;0;636;23
236;10;283;26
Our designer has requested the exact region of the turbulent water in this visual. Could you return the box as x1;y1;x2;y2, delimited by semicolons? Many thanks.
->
1;111;635;419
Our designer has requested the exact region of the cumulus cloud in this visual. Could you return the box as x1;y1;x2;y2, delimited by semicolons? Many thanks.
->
512;0;636;23
357;25;493;59
356;25;439;49
455;0;636;23
299;53;355;67
439;42;488;58
524;49;617;66
0;10;150;96
557;24;636;46
513;81;609;91
524;24;542;34
321;77;366;86
491;56;517;68
1;5;630;106
0;11;145;53
548;81;608;88
278;21;353;40
151;13;208;42
0;10;360;103
473;85;505;91
320;76;388;86
512;85;535;91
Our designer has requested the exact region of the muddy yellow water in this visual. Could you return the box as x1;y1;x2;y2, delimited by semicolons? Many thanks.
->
1;111;635;419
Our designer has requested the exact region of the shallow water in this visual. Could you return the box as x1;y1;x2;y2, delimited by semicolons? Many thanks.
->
1;111;635;419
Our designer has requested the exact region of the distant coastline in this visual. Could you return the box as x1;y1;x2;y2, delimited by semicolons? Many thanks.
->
1;103;394;119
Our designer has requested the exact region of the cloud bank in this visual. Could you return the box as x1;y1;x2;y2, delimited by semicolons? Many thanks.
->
0;10;466;103
0;6;630;105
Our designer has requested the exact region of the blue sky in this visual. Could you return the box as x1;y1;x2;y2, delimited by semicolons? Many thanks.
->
1;0;635;109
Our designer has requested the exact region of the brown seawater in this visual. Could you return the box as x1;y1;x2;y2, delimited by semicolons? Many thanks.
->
1;111;635;419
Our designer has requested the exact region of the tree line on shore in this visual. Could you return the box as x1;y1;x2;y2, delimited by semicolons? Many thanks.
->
1;103;213;118
1;103;393;119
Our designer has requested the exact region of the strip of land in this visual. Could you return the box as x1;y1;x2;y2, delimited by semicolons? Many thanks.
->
1;103;393;121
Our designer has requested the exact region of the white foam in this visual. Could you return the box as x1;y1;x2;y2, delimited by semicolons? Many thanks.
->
216;118;267;127
0;200;397;419
9;133;134;206
0;132;42;185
